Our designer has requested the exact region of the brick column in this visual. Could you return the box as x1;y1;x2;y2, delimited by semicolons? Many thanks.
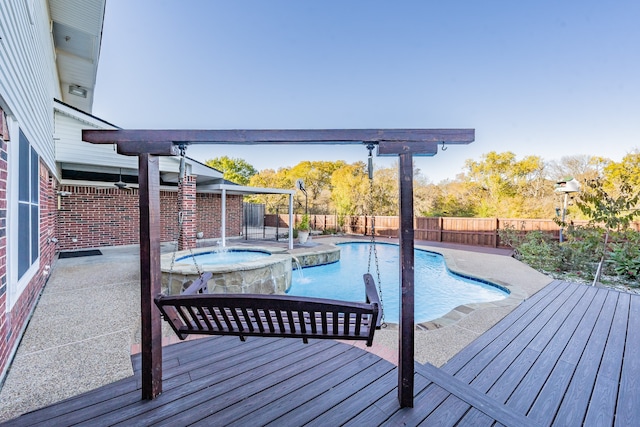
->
178;175;196;251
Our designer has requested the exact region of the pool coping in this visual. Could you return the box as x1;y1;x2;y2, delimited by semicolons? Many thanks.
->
161;245;290;275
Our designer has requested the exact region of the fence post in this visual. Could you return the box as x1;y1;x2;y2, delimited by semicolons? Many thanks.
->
244;207;248;241
495;218;499;248
439;217;443;242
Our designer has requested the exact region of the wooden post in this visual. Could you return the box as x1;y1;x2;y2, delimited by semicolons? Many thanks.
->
138;153;162;399
398;152;415;407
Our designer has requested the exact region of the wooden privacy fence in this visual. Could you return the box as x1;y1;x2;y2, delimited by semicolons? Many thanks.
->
264;214;640;248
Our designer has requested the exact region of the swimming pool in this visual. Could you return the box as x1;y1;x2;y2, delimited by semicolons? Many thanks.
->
287;242;508;324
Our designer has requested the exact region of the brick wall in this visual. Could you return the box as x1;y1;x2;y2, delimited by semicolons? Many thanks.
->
57;185;243;250
57;186;141;249
0;161;57;380
196;193;243;239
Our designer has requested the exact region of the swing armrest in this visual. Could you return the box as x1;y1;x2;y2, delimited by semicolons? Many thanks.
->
363;273;382;329
182;272;213;295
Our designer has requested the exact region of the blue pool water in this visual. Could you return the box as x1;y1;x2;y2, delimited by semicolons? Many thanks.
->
287;242;508;324
178;250;270;266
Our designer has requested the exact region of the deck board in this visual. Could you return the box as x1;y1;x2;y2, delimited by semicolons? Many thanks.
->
112;340;346;426
432;281;580;423
262;358;394;426
503;284;598;413
583;292;629;426
306;369;398;426
3;281;638;427
191;347;367;425
341;367;434;426
615;294;640;426
441;280;566;372
527;288;609;426
553;290;619;425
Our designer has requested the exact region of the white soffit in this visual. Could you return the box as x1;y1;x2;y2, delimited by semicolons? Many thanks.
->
49;0;106;113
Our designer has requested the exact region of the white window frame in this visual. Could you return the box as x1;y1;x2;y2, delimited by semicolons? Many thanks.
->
6;120;40;310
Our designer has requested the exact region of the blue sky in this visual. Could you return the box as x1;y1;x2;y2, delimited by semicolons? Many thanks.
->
93;1;640;182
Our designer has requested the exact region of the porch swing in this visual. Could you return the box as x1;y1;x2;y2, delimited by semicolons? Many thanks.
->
84;128;474;405
154;145;383;346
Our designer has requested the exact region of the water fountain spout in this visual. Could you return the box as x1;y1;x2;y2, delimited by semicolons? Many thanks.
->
291;255;304;281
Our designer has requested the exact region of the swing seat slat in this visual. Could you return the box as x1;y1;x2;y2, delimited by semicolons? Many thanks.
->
155;273;382;346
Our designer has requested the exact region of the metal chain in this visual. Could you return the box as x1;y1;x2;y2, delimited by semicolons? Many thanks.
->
167;211;182;295
366;144;385;327
168;145;203;294
367;212;385;326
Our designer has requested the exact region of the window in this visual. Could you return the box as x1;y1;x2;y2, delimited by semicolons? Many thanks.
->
17;129;39;279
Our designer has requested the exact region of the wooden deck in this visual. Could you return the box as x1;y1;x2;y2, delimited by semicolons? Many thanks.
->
3;280;638;426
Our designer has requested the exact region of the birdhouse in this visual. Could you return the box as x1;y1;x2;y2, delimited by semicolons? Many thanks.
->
555;178;580;194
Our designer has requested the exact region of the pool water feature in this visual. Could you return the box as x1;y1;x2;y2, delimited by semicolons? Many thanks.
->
163;247;291;295
177;250;270;266
286;242;509;324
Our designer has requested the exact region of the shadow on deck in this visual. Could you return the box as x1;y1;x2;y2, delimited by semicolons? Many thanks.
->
3;280;638;426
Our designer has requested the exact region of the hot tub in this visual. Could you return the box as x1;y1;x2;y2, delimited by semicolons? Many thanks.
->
161;246;292;295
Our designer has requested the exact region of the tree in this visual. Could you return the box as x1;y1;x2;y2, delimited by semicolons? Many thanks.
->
370;165;399;216
577;178;640;231
602;150;640;197
462;151;551;218
546;155;609;183
290;161;345;214
422;180;477;217
246;167;293;212
330;162;369;216
574;177;640;284
205;156;257;185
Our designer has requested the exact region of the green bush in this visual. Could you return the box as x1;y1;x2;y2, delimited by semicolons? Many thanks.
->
608;231;640;282
513;230;563;272
298;214;310;231
498;222;526;249
561;225;605;273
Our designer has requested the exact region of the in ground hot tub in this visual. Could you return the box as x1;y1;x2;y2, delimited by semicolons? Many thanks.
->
161;246;292;295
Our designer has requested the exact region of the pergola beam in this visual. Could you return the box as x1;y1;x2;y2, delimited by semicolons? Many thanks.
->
83;128;474;145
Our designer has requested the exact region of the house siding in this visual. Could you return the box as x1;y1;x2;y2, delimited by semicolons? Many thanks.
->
54;109;185;177
0;0;57;172
54;110;130;172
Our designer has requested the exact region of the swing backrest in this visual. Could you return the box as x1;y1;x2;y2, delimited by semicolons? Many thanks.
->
155;273;381;346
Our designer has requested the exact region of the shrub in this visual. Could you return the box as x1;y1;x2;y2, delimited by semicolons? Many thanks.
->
513;230;563;272
298;214;310;231
498;222;526;249
608;231;640;282
561;225;605;273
